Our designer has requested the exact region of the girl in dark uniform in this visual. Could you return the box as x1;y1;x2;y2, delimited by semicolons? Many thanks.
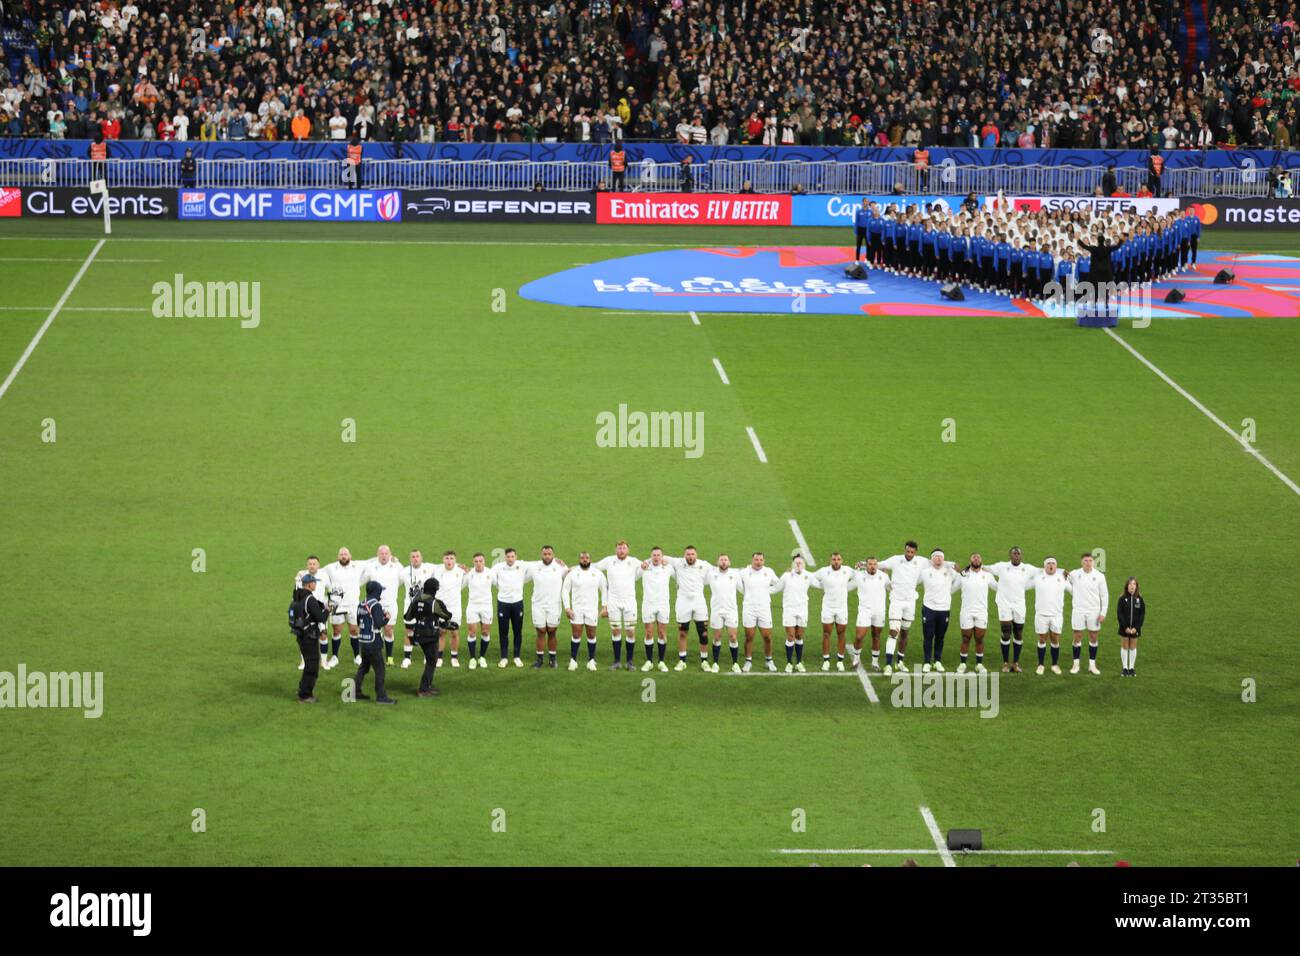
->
1117;577;1146;676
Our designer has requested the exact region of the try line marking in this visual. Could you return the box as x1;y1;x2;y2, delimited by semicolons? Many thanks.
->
1105;327;1300;497
773;807;1115;864
0;239;104;404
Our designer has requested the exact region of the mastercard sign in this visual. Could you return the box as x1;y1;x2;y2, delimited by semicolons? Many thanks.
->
1180;198;1300;228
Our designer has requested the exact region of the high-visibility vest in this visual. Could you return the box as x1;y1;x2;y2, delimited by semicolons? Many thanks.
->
914;148;930;168
347;143;362;165
90;142;107;160
1149;155;1164;175
610;151;626;172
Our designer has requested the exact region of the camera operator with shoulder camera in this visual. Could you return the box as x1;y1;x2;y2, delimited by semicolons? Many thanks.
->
405;577;454;698
289;574;330;703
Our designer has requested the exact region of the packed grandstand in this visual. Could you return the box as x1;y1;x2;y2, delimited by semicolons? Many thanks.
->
1;1;1298;149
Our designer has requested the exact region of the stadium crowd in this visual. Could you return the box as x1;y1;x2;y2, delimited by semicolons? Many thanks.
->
1;0;1298;149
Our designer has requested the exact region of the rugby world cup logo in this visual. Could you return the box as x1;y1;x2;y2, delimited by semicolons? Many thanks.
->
377;191;400;221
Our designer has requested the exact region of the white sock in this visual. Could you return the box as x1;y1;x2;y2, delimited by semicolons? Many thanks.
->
1129;647;1137;669
1120;647;1129;669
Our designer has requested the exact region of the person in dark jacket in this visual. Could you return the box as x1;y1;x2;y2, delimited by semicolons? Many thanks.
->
1117;576;1145;676
291;575;330;703
354;581;396;704
1080;227;1122;315
1101;165;1117;197
404;577;453;697
179;148;196;188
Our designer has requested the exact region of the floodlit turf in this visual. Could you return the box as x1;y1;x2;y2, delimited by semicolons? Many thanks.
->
0;219;1297;866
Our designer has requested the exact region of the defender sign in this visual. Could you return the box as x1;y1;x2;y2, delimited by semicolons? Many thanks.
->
404;190;594;223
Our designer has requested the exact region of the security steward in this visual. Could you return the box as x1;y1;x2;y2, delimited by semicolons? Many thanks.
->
345;132;363;189
609;141;628;192
291;574;330;703
405;577;453;697
355;580;396;704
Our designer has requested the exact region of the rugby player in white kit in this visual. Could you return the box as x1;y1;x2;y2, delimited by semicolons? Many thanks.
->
852;556;891;670
706;554;743;672
1028;556;1071;675
956;553;997;674
595;541;642;670
737;552;780;671
433;551;468;668
879;541;927;676
523;546;567;668
811;552;855;671
638;547;674;672
562;552;607;671
1067;553;1108;675
987;547;1038;673
463;553;496;670
774;555;814;672
666;547;711;672
361;545;404;664
319;547;364;668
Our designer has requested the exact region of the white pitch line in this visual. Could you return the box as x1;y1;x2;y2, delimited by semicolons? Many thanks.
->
788;518;816;567
1104;327;1300;497
689;310;701;325
776;848;1115;856
0;239;104;403
919;805;957;868
854;663;880;703
0;306;146;313
712;357;730;385
0;235;719;250
0;257;158;263
745;426;768;463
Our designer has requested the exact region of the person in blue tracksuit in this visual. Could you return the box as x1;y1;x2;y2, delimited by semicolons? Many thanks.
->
935;228;953;281
868;206;886;265
993;236;1011;294
1008;241;1026;297
906;219;923;275
853;199;871;266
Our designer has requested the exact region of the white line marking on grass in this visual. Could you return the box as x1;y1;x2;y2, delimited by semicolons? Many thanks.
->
689;310;701;325
775;848;1115;856
600;310;694;316
0;306;146;313
712;357;730;384
919;805;957;868
0;256;157;263
788;518;816;567
0;239;104;404
854;663;880;703
1105;327;1300;497
745;426;768;463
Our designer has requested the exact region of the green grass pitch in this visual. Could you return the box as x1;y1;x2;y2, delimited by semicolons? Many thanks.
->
0;219;1296;866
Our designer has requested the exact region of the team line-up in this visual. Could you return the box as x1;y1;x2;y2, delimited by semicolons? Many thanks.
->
291;541;1147;679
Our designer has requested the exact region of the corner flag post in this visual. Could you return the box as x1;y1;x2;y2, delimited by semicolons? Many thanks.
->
89;178;111;235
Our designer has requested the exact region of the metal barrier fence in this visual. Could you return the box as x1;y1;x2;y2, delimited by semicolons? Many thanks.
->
0;156;1290;197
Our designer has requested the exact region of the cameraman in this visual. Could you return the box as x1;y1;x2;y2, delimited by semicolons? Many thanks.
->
405;577;453;698
291;574;330;703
